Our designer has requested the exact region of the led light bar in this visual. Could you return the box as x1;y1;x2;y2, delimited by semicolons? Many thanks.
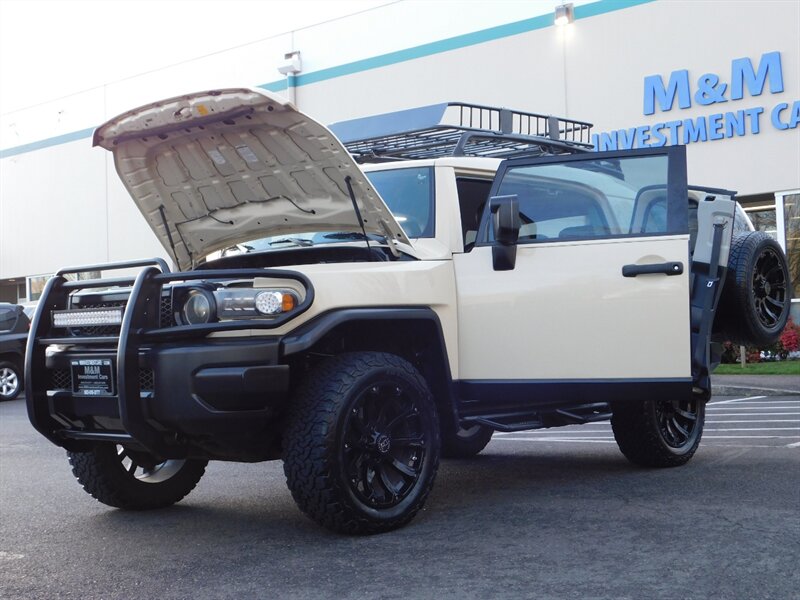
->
52;308;124;328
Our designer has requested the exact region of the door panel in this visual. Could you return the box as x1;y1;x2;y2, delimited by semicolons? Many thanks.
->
455;146;690;385
455;237;690;380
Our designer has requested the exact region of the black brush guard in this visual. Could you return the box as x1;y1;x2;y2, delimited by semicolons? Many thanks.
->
25;258;314;457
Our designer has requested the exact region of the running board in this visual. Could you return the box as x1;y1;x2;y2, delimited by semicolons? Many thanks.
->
59;430;136;443
464;402;612;432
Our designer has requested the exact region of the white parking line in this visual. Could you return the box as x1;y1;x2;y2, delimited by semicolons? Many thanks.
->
706;413;800;417
707;420;800;423
704;427;800;432
709;401;800;406
711;398;800;402
492;438;616;443
786;441;800;448
702;435;799;439
707;407;800;411
711;396;766;404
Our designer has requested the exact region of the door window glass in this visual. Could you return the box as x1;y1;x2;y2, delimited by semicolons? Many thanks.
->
491;154;680;242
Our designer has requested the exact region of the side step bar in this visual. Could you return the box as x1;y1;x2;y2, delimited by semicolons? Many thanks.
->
464;402;613;432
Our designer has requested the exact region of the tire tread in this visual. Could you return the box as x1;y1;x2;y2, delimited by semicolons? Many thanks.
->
68;446;207;510
283;352;440;534
611;400;704;468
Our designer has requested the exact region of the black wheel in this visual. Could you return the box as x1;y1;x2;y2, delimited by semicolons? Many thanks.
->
283;352;440;534
716;232;791;346
441;422;493;458
0;361;22;401
611;397;705;468
67;444;207;510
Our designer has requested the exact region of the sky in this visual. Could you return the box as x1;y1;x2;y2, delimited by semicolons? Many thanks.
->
0;0;397;114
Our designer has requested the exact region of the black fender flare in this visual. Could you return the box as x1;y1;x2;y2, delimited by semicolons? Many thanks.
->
280;307;459;429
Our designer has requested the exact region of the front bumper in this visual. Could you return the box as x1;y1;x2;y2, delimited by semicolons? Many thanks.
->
45;338;289;433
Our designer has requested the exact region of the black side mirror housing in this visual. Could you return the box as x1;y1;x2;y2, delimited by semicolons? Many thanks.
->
490;195;520;271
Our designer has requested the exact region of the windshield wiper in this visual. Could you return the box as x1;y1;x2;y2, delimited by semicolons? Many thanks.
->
322;232;386;242
268;238;314;247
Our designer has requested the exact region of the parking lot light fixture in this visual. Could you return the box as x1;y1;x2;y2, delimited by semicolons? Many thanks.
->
555;3;574;26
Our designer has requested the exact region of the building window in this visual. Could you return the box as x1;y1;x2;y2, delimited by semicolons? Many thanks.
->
745;206;778;240
776;191;799;321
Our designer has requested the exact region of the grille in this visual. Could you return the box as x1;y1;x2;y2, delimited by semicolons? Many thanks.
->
159;294;173;327
139;369;155;391
51;369;71;390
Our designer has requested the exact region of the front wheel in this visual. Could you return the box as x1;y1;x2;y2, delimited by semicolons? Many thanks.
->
68;444;207;510
611;397;705;468
283;352;440;534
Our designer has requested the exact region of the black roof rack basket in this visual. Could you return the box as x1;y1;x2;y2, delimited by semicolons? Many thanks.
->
329;102;594;163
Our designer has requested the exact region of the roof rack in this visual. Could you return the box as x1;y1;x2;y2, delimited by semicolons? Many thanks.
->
328;102;594;163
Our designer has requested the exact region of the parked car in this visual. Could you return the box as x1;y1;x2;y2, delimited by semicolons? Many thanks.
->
25;90;791;534
0;303;30;400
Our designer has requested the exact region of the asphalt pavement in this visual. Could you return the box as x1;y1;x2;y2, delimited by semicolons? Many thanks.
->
1;393;798;600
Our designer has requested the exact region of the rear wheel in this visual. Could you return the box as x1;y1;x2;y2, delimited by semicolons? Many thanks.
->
0;361;21;401
611;397;705;468
68;444;207;510
284;352;440;534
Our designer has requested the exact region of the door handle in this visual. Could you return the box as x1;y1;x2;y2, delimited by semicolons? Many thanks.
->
622;261;683;277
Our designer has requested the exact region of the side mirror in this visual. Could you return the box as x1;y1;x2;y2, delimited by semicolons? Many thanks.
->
490;195;520;271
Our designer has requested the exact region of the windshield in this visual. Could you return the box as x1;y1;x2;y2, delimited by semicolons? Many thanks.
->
206;166;435;259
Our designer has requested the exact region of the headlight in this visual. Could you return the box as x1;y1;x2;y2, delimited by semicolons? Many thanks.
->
215;288;299;319
254;291;295;315
182;289;215;325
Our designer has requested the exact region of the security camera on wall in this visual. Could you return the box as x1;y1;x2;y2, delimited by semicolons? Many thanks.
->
278;51;302;76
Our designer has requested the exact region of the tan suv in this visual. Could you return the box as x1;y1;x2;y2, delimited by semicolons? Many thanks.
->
26;90;791;534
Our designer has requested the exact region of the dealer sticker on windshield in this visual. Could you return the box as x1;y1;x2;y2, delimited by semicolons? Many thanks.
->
70;359;115;396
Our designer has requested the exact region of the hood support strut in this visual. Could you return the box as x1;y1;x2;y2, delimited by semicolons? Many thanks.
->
344;175;375;261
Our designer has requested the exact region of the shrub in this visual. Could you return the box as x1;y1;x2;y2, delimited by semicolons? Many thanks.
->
776;317;799;359
719;317;799;363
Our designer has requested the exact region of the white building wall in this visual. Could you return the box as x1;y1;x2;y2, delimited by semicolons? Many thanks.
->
1;0;798;287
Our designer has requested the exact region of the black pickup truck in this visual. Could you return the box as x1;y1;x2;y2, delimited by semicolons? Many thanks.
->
0;303;30;400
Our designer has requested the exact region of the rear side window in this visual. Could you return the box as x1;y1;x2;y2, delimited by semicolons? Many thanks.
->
0;306;18;331
488;154;685;243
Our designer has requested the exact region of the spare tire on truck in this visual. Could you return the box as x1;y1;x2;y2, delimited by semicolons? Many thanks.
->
715;231;792;347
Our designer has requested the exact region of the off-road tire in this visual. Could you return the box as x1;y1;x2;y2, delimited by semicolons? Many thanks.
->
716;231;791;346
68;444;207;510
0;360;22;401
283;352;440;535
611;398;705;468
441;422;493;458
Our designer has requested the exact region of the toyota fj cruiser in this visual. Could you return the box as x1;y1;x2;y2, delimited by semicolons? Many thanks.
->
26;89;791;534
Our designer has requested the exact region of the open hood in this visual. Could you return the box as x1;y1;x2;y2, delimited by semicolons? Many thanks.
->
94;88;411;270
